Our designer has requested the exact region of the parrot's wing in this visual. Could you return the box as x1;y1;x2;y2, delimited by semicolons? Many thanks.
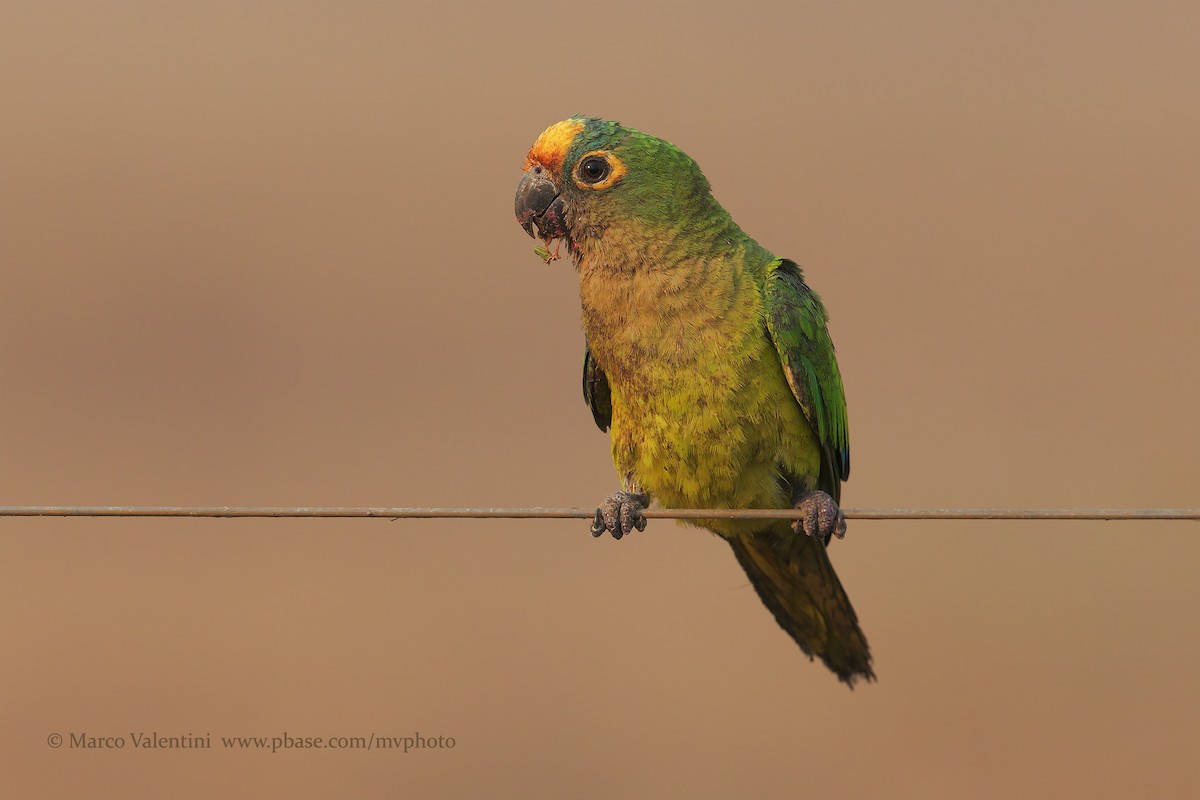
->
764;258;850;485
583;346;612;432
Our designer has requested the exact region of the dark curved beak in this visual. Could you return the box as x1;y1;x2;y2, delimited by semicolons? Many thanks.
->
514;171;563;240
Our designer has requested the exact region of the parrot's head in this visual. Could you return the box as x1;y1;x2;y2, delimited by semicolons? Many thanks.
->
514;117;717;264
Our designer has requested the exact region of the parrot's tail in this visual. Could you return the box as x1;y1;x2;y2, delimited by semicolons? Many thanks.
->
727;528;874;686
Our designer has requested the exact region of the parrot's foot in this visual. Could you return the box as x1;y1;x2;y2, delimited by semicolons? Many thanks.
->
791;490;847;541
590;490;649;540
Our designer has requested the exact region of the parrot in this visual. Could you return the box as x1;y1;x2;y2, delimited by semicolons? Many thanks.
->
514;117;873;686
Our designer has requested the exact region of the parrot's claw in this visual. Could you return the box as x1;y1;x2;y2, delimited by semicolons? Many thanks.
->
590;490;649;539
791;490;847;541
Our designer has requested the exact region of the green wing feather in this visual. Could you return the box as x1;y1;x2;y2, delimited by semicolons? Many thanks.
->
763;258;850;486
582;346;612;432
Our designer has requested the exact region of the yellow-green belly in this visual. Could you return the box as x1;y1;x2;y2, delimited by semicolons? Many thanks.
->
607;336;820;537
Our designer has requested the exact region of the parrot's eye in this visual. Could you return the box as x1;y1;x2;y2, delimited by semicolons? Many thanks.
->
578;156;611;185
572;150;627;190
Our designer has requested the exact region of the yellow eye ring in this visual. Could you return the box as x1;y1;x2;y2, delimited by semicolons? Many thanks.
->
573;150;627;190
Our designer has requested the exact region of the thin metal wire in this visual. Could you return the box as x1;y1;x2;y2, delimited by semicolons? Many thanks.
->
1;506;1197;520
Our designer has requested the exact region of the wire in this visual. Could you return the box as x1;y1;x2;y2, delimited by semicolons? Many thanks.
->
1;506;1197;520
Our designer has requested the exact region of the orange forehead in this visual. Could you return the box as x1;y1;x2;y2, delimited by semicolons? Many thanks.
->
523;119;585;174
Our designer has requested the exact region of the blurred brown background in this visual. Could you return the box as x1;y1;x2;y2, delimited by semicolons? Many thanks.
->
2;2;1197;797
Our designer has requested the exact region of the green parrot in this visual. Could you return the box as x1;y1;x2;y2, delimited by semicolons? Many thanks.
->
514;118;873;686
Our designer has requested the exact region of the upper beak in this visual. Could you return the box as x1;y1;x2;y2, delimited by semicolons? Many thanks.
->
514;169;561;239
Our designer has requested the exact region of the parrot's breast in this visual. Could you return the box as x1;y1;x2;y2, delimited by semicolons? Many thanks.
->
578;254;821;536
